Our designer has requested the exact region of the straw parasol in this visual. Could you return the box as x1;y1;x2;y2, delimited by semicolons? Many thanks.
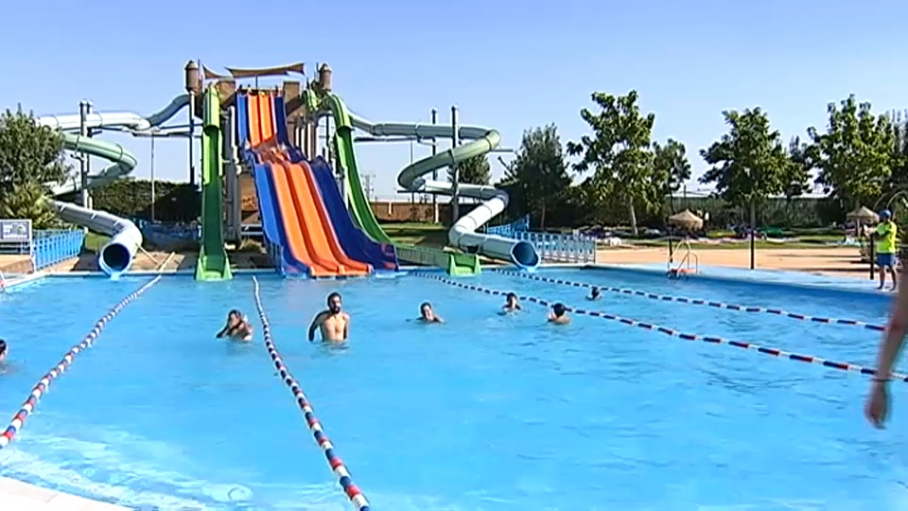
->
847;206;879;223
668;209;704;230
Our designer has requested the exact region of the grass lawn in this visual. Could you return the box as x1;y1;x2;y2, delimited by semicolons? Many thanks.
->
382;222;448;248
627;239;841;250
83;232;111;253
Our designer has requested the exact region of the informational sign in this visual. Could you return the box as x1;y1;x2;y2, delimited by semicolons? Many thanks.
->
0;219;32;243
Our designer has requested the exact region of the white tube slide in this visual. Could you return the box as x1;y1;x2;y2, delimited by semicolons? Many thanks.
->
344;112;539;269
36;95;190;276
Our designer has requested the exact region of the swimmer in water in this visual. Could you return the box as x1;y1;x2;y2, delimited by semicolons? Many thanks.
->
547;303;570;325
418;302;444;323
502;292;522;313
308;292;350;342
0;340;7;363
216;310;253;342
586;287;601;300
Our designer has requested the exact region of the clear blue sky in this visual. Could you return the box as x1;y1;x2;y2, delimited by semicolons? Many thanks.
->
3;0;907;200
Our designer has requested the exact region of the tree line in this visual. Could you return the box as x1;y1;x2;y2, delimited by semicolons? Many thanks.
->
478;91;908;234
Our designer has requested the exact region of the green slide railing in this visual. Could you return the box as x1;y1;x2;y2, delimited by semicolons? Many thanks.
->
195;85;232;281
310;92;480;276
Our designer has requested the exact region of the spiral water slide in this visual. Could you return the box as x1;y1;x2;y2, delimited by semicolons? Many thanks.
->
309;92;540;271
37;95;191;276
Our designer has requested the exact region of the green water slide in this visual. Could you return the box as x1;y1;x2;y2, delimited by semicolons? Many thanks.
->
309;92;480;276
195;85;232;281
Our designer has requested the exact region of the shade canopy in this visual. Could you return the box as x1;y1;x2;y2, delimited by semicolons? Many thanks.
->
668;209;704;230
846;206;879;223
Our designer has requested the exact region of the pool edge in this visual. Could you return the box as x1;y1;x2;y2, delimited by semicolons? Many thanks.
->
0;476;128;510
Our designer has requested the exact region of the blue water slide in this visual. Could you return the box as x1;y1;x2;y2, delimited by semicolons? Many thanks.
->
236;93;308;275
308;157;399;271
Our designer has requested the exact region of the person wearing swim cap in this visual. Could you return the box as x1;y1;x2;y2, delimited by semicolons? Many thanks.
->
308;292;349;342
548;303;570;325
216;310;253;342
418;302;444;323
875;210;899;291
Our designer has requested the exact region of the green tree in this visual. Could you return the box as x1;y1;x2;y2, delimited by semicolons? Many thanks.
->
0;107;68;196
652;139;691;194
448;154;491;185
566;90;656;235
499;124;572;229
783;136;812;200
699;108;796;226
806;95;894;208
0;181;58;228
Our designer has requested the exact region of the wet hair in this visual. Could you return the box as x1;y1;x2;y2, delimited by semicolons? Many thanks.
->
552;303;566;317
0;340;6;355
506;292;517;301
420;301;432;311
591;287;600;297
229;309;242;318
327;292;342;306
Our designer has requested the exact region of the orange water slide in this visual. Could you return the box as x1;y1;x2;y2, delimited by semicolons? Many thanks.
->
247;91;368;277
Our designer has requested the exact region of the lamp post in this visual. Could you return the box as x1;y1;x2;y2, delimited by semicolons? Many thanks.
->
184;60;200;187
78;100;89;209
431;108;438;223
150;131;156;222
451;105;460;224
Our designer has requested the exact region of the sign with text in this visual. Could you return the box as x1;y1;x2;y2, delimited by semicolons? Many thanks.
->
0;219;32;243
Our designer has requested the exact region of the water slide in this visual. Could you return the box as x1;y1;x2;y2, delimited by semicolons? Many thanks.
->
37;96;192;276
237;91;370;277
269;95;398;271
195;86;232;280
308;92;539;272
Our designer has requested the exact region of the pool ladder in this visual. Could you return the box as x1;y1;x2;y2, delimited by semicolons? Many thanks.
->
669;240;699;277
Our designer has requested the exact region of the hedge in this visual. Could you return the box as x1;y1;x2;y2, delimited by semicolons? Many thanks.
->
59;179;200;223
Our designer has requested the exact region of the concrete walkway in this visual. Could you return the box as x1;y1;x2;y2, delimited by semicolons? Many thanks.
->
0;477;127;510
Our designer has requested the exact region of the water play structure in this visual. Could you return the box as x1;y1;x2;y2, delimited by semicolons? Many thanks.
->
38;61;539;278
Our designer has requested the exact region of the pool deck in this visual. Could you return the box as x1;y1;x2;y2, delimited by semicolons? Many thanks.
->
0;476;127;510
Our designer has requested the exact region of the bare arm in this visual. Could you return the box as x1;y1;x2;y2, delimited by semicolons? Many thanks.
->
343;314;350;339
215;324;229;338
875;273;908;380
308;312;327;342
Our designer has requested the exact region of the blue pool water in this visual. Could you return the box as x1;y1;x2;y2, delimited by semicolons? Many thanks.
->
0;269;905;510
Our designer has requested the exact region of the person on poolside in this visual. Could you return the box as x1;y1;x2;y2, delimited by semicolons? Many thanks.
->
216;310;253;342
308;292;350;342
866;266;908;428
418;302;444;323
548;303;570;325
875;210;899;291
502;292;522;313
587;287;601;300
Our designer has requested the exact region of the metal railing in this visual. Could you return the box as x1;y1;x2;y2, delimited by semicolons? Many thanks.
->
513;231;596;263
486;214;530;237
32;230;86;271
669;240;699;275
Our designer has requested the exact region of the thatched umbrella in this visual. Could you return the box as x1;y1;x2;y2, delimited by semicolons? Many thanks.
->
668;209;704;230
847;206;879;223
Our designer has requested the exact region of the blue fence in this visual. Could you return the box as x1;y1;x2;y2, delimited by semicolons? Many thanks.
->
486;214;530;237
513;231;597;263
134;219;200;248
32;230;86;271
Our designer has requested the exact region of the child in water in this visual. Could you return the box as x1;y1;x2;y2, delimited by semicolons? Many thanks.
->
418;302;444;323
216;310;254;342
548;303;570;325
586;287;601;300
502;292;522;313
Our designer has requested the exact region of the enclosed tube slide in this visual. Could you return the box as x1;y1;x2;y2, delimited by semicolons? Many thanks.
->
38;95;190;276
317;93;538;269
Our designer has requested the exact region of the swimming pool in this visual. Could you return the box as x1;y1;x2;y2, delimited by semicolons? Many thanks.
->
0;268;903;510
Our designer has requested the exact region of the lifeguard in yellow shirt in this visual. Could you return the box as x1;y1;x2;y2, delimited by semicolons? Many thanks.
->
876;210;899;291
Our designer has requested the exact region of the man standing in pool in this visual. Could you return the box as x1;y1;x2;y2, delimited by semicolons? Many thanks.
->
308;292;350;342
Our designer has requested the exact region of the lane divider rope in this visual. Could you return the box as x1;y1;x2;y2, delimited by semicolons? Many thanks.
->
251;277;371;511
492;269;886;332
0;275;163;449
414;272;904;382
